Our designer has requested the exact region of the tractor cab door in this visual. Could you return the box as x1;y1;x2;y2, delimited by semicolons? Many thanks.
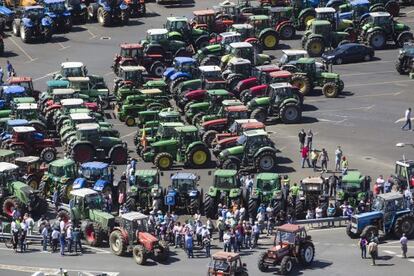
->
124;219;135;245
383;200;395;232
244;135;267;159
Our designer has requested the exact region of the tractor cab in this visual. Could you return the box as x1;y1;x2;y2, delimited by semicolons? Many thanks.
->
149;122;185;144
250;64;281;84
0;149;17;163
268;82;300;103
192;9;231;33
247;14;271;30
315;7;337;22
299;176;328;207
68;113;96;126
61;98;84;112
257;172;281;193
0;162;20;184
1;119;29;140
170;172;199;193
75;123;100;142
394;160;414;190
14;103;38;120
366;12;392;27
12;126;44;145
67;77;92;92
339;170;371;206
207;251;247;276
77;162;111;182
2;85;26;105
6;77;38;100
117;66;147;84
309;20;333;37
118;43;143;59
118;211;149;240
225;58;252;76
199;66;226;90
165;16;193;39
57;61;87;79
229;23;254;40
272;224;309;251
51;88;78;103
174;125;200;147
278;49;307;67
15;156;42;177
269;6;293;22
339;0;370;18
213;169;239;190
211;31;242;46
172;57;198;74
69;188;106;214
216;0;240;18
146;28;168;44
46;158;76;180
227;41;255;62
236;129;273;150
132;169;159;190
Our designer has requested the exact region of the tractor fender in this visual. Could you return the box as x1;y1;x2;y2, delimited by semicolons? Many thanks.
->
180;79;202;92
275;20;292;32
229;188;241;198
100;2;112;11
112;226;129;244
58;205;75;221
45;12;57;18
207;186;218;197
253;146;277;159
170;72;191;81
234;77;259;94
186;141;207;154
298;8;316;21
259;28;278;39
21;18;33;28
168;31;182;40
163;67;176;79
369;3;384;11
281;98;300;106
359;13;370;23
308;33;325;40
93;179;110;192
73;178;87;189
184;89;207;100
244;37;259;44
326;0;343;8
367;26;384;34
41;17;53;27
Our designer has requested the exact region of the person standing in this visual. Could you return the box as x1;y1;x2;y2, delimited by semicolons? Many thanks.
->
404;189;412;210
185;232;194;258
328;174;338;198
376;175;385;194
368;239;378;266
25;214;34;236
20;220;27;252
359;237;367;259
245;221;252;249
341;156;349;175
223;229;231;252
52;187;59;211
51;228;60;253
290;183;300;206
203;235;211;257
252;222;260;248
298;129;306;149
319;148;329;172
59;228;66;256
72;226;82;255
66;224;73;253
300;145;311;168
335;146;343;171
327;203;336;226
402;107;412;130
0;66;3;84
11;220;20;252
310;149;319;171
306;130;313;149
6;60;13;78
400;233;408;258
41;224;49;252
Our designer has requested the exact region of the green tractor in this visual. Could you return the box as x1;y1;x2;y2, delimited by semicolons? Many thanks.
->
67;76;113;110
337;171;372;208
360;12;413;50
57;188;115;246
113;65;147;97
302;20;352;57
247;82;302;124
125;169;164;213
246;15;280;50
269;1;317;31
141;125;211;170
290;58;344;98
165;16;210;49
38;158;77;203
0;149;16;163
247;173;283;219
203;169;244;219
186;99;243;126
306;7;353;32
217;129;278;172
221;42;272;68
0;162;48;219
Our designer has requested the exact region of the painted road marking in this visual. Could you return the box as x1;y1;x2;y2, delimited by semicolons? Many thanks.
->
346;79;414;88
8;37;36;62
306;91;403;103
58;42;70;51
0;263;119;275
383;250;396;255
104;71;115;76
33;71;60;82
409;259;414;263
82;244;111;254
341;70;395;77
310;105;375;114
120;131;137;139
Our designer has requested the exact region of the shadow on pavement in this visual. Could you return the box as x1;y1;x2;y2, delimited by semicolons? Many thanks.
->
51;36;70;43
1;51;18;58
300;116;319;124
145;12;160;18
70;26;87;33
302;104;318;112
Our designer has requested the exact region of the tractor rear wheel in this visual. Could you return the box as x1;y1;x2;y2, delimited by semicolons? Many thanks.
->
203;194;216;219
222;158;240;170
125;116;136;127
250;108;267;123
338;79;344;93
64;18;72;33
322;82;339;98
299;11;315;30
280;256;294;275
109;230;127;256
299;242;315;266
20;25;31;43
72;143;94;163
2;197;22;217
133;245;147;265
260;31;279;50
255;151;277;172
395;59;409;74
306;37;325;57
38;181;48;199
59;185;73;204
291;74;311;96
109;146;128;165
257;251;268;272
183;101;196;113
280;104;301;124
360;225;378;239
155;240;169;262
367;30;386;50
83;221;105;247
40;147;57;163
385;0;400;17
394;214;414;238
154;152;173;170
150;62;165;78
170;77;188;94
248;198;258;220
12;20;20;36
202;130;218;148
27;175;39;190
189;197;199;215
97;7;111;27
187;145;210;168
279;23;296;40
125;196;137;211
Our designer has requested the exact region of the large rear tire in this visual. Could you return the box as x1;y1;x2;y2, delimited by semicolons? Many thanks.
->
187;145;211;168
367;30;386;50
257;251;268;272
280;256;294;275
109;146;128;165
291;74;312;96
248;198;258;220
255;151;277;172
306;37;325;57
83;221;105;247
203;194;216;219
299;242;315;266
72;143;95;163
40;147;57;163
280;104;301;124
2;197;22;217
322;82;339;98
250;108;267;123
202;130;218;148
394;214;414;238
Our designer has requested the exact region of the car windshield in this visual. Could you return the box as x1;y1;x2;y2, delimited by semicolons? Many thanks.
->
172;179;195;192
215;176;236;188
49;164;75;177
209;260;230;272
81;166;108;179
371;197;385;211
135;175;155;187
85;193;105;210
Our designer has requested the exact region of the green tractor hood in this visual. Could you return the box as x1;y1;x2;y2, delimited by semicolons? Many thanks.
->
395;22;410;32
219;145;244;160
0;109;12;118
88;209;114;229
207;186;241;198
321;72;339;79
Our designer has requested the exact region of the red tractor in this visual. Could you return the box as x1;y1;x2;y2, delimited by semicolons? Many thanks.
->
258;224;315;275
191;9;233;34
207;251;248;276
7;76;41;100
3;127;57;163
233;64;280;97
109;211;169;265
15;156;47;190
124;0;146;17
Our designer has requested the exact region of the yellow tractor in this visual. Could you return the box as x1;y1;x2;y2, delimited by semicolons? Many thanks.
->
5;0;36;8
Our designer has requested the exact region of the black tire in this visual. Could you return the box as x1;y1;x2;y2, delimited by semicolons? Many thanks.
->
133;245;147;265
195;36;209;50
20;25;31;43
306;36;325;57
299;242;315;266
226;75;242;93
109;230;127;256
150;62;165;78
222;158;240;170
394;214;414;238
98;7;111;27
155;240;169;262
367;30;386;50
186;145;211;168
360;225;378;239
337;79;345;93
64;17;72;33
43;27;52;43
291;74;312;96
385;0;400;17
183;100;196;113
280;256;294;275
248;198;258;220
397;31;414;48
109;146;128;165
191;112;204;126
59;185;72;204
83;221;105;247
57;209;71;223
31;197;48;218
395;58;409;75
255;151;277;172
346;223;359;239
294;200;304;219
239;89;250;104
40;147;57;163
154;152;173;170
260;30;279;50
250;108;267;123
257;251;268;272
125;196;137;211
38;181;49;199
279;23;296;40
26;175;39;190
322;82;339;98
72;143;95;163
189;197;199;215
203;194;216;219
202;130;218;148
11;145;26;158
170;77;188;94
280;104;301;124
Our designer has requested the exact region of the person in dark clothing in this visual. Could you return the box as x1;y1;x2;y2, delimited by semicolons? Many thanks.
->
298;129;306;149
73;227;82;255
329;174;338;197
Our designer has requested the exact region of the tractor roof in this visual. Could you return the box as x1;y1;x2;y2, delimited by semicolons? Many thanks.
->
311;20;331;26
225;105;248;112
81;161;109;170
396;160;414;167
281;49;307;56
7;119;29;127
376;192;403;201
231;23;253;30
120;43;142;49
67;77;90;82
8;76;32;83
139;88;162;94
220;31;241;38
257;173;279;181
13;126;35;133
230;42;252;49
135;169;158;177
193;9;215;16
228;58;251;66
270;82;293;89
70;188;98;197
219;0;236;8
47;80;69;88
70;113;92;120
234;119;258;124
350;0;370;5
342;171;364;183
297;57;315;64
61;98;84;106
76;123;99;131
207;89;230;96
160;122;185;127
0;149;16;157
199;65;221;72
0;162;18;172
167;16;188;22
174;57;196;65
52;88;76;95
214;169;237;178
120;65;147;72
269;70;292;79
44;0;64;4
212;251;240;261
255;64;280;72
120;211;148;221
175;125;198;133
243;121;265;130
315;7;336;13
16;103;37;110
3;85;25;94
15;156;40;164
370;11;390;17
61;62;84;69
50;158;75;167
222;99;243;106
171;172;198;180
301;176;324;184
147;28;168;36
24;5;44;10
244;129;268;137
277;223;304;233
249;15;269;20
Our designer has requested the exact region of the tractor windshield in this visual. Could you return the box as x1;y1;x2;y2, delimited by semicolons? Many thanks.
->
215;176;236;189
157;125;176;139
172;179;196;192
132;218;149;232
48;2;66;12
81;166;109;180
49;164;76;178
0;168;19;184
26;8;44;18
257;179;279;192
120;48;141;58
371;197;385;211
70;81;89;91
276;230;295;244
85;193;105;210
208;259;230;272
228;121;241;133
135;175;155;188
16;81;32;91
62;67;84;78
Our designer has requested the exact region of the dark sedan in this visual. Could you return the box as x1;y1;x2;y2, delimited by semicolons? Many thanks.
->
322;43;375;65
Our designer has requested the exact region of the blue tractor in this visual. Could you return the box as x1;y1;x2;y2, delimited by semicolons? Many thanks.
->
162;57;199;93
65;0;87;24
165;172;203;215
40;0;72;33
73;161;114;194
346;192;414;239
0;0;15;31
2;85;27;107
87;0;129;27
12;6;53;43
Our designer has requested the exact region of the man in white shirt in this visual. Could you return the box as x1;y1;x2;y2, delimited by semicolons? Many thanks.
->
376;175;385;194
402;108;412;130
223;230;231;252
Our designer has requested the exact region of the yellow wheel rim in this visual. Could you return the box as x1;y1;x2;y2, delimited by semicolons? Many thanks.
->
126;118;135;126
311;42;322;54
293;80;305;92
304;15;315;25
264;35;277;48
28;180;38;190
192;150;207;165
159;157;171;169
66;185;73;200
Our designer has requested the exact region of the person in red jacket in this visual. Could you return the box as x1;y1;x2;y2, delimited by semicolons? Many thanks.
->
301;145;311;168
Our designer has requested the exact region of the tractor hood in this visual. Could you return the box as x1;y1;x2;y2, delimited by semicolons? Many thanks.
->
143;79;167;89
395;22;410;31
189;102;210;109
163;67;176;79
250;84;267;93
204;44;222;53
151;139;178;147
93;179;109;192
219;145;244;159
138;232;158;243
184;89;207;99
0;6;14;17
217;136;238;146
0;109;11;118
320;72;339;79
202;118;228;128
353;211;383;220
251;97;270;106
89;209;114;221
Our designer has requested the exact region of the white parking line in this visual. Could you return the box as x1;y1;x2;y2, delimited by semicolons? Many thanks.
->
7;37;36;62
0;263;119;275
120;131;136;139
33;71;59;82
341;70;395;77
409;259;414;263
58;42;70;51
346;79;414;88
311;105;375;114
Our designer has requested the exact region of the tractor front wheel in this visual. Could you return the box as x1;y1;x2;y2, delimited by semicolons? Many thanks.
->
250;108;267;123
133;245;147;265
360;225;378;239
20;25;31;43
299;242;315;266
322;82;339;98
189;197;199;215
187;145;210;168
109;230;127;256
150;62;165;78
257;251;268;272
255;151;277;172
12;20;20;36
27;175;39;190
97;7;111;27
248;198;258;220
43;27;52;43
280;256;294;275
38;181;48;199
154;152;173;170
367;30;386;50
280;104;301;124
397;31;414;48
202;130;218;148
279;23;295;40
222;158;240;170
40;147;57;163
125;116;136;127
306;37;325;57
260;31;279;50
346;223;359;239
125;196;137;211
11;145;26;158
155;240;169;262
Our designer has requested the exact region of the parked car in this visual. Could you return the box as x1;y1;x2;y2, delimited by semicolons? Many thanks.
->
322;43;374;65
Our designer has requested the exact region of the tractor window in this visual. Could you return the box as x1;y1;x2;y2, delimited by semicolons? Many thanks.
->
17;82;31;90
0;168;19;185
49;165;64;176
136;176;155;188
65;166;76;178
85;194;104;210
395;198;405;210
49;2;66;12
257;179;278;191
135;218;148;232
209;260;230;272
279;54;288;65
371;197;385;211
215;176;236;189
277;231;295;244
173;179;195;192
62;67;84;78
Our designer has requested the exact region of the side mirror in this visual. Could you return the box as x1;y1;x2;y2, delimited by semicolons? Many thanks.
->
208;170;212;176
